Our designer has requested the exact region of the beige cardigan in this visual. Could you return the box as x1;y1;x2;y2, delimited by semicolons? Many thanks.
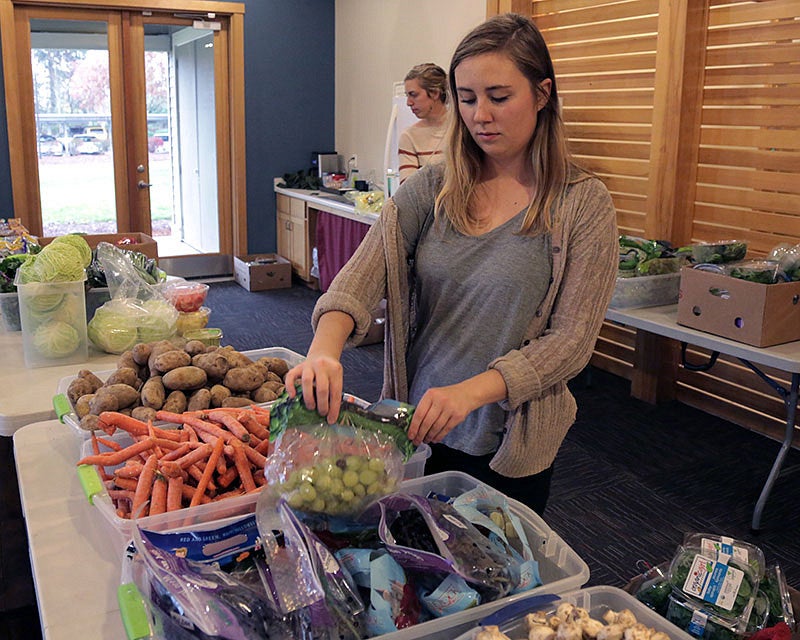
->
313;170;618;477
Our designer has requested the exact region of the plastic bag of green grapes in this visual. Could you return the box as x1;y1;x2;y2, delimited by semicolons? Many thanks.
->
265;423;405;519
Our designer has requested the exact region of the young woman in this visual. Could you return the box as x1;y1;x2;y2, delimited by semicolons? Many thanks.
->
398;63;448;182
285;13;618;514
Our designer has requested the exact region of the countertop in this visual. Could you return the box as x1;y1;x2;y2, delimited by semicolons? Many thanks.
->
275;186;379;225
0;330;119;436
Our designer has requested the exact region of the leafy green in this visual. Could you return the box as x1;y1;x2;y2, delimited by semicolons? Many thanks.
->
270;387;416;460
0;254;31;293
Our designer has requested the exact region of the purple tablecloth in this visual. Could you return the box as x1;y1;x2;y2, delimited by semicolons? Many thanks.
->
315;211;370;291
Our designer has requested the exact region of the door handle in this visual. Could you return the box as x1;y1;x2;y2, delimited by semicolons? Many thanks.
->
137;180;152;189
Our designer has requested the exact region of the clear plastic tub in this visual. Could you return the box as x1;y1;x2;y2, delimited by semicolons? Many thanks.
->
16;273;88;368
681;533;765;579
609;272;681;309
0;290;21;331
161;280;209;312
453;585;695;640
175;305;211;335
369;471;590;640
56;346;305;438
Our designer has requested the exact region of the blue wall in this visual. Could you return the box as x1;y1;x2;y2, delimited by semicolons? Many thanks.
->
0;0;335;254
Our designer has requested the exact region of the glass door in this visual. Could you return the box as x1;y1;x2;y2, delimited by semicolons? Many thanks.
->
1;1;247;269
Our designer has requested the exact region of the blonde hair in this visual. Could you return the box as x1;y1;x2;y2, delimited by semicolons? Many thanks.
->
436;13;571;235
404;63;448;104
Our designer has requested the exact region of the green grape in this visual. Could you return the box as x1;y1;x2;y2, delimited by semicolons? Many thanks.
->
345;455;364;471
342;470;359;488
341;488;355;502
310;497;326;512
299;481;317;502
358;469;378;486
287;492;305;509
368;458;385;473
366;481;382;496
315;474;332;492
352;483;366;497
328;464;344;479
330;478;345;494
285;469;303;490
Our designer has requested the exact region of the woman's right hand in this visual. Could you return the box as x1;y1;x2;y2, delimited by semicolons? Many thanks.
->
284;354;345;424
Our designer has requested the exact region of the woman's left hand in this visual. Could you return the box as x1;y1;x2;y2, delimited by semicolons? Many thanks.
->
407;370;508;445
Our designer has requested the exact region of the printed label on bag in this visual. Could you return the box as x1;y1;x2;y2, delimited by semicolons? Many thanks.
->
688;609;709;636
682;553;744;611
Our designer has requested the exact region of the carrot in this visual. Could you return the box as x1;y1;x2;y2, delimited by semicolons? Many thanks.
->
253;468;267;487
96;436;123;452
160;443;192;462
238;411;270;440
190;436;225;507
149;474;168;516
242;444;267;470
254;438;272;456
181;483;211;504
231;440;257;493
167;476;184;512
185;425;199;442
114;461;144;478
207;410;250;442
172;443;213;471
186;464;215;492
112;477;138;491
77;438;155;467
216;465;238;489
131;454;158;518
98;411;149;436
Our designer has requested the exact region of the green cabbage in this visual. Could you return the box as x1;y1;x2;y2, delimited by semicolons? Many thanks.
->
87;301;140;354
32;319;80;357
24;290;64;313
18;242;85;283
50;234;92;268
137;299;177;342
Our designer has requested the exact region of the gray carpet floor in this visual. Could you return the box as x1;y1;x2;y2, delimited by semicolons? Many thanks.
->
2;279;798;639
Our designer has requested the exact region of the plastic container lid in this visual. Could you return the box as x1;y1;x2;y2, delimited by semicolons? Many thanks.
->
682;533;766;579
182;327;223;346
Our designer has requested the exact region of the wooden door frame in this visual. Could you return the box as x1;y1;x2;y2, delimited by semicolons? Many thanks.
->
0;0;247;257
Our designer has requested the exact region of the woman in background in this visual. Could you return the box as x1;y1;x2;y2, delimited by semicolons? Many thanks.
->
398;63;448;183
286;14;617;515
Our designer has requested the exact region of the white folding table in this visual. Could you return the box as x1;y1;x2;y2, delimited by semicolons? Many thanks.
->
606;304;800;530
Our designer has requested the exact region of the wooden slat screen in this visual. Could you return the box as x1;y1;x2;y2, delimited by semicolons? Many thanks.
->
515;0;800;444
534;0;659;238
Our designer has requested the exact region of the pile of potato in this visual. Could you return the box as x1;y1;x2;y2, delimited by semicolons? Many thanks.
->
66;339;291;431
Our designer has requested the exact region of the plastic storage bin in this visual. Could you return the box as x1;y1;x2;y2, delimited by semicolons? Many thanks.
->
609;272;681;309
368;471;590;640
452;586;695;640
16;273;88;368
0;290;21;331
56;346;306;438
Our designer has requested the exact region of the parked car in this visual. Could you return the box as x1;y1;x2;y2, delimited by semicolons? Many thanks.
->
37;134;64;157
83;126;109;151
148;130;170;153
68;134;104;155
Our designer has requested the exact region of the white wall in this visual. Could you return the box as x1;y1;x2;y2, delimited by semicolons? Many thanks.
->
335;0;485;186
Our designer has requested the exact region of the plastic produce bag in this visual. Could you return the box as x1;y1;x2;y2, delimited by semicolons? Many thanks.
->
375;493;521;602
335;548;422;635
87;242;177;353
265;422;404;518
451;485;541;594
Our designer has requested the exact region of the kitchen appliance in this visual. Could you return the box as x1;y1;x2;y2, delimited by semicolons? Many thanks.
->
311;151;342;177
382;81;417;195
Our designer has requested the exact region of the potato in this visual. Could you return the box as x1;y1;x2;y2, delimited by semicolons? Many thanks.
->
184;340;207;357
102;383;140;409
77;369;104;392
89;389;119;415
251;385;278;404
148;341;182;377
192;352;230;380
118;407;133;417
79;414;101;432
263;380;285;394
152;350;192;373
67;377;95;405
131;406;157;423
187;388;212;412
162;390;188;414
221;348;254;368
221;396;254;408
117;350;138;372
258;357;290;379
75;394;95;419
266;371;283;384
209;384;232;408
140;376;166;410
162;366;208;391
131;342;152;366
106;367;142;390
223;364;266;393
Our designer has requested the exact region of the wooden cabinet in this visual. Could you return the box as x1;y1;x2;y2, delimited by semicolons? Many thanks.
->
276;194;316;283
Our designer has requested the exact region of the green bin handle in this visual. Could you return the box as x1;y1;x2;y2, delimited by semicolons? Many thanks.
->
52;393;72;423
117;583;151;639
77;464;104;505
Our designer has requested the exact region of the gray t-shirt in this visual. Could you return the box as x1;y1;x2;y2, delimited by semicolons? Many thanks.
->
395;167;552;455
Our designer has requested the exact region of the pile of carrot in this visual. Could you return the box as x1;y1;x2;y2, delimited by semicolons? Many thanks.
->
76;405;272;519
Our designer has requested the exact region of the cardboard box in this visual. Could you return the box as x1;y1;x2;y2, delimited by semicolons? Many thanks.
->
233;254;292;291
677;266;800;347
38;232;158;260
